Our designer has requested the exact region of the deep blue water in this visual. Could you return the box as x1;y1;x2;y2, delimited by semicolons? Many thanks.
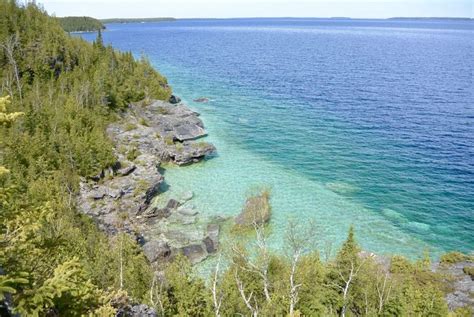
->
80;18;473;256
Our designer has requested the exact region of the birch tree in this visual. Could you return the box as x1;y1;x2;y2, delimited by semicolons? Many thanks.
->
285;220;317;316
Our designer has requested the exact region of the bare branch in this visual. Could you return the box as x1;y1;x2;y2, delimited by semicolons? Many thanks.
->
234;270;259;317
211;255;223;317
285;219;317;316
1;35;22;101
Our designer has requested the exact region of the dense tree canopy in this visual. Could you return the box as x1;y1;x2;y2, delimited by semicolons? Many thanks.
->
0;0;169;314
58;16;105;33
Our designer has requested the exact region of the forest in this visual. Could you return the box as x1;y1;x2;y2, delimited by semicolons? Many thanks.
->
58;16;105;32
0;0;472;316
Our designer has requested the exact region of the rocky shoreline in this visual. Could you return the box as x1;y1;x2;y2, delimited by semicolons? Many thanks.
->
78;97;225;266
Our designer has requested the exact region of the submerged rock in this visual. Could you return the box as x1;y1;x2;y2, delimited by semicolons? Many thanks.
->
235;190;271;227
194;97;210;103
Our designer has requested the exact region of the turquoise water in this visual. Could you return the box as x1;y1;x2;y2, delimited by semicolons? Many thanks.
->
81;19;473;258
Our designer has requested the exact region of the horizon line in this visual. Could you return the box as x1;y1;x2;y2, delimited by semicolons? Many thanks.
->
79;16;473;21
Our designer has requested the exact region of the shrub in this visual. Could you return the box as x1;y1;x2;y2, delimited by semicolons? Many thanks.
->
462;266;474;278
440;252;472;265
164;136;174;146
390;255;414;273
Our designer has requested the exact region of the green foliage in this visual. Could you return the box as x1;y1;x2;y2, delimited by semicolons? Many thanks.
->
15;258;101;316
390;255;415;273
58;16;105;33
450;306;473;317
163;255;211;316
440;252;473;265
124;122;137;131
0;1;170;314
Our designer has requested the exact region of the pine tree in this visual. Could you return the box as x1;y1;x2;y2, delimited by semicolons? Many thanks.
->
0;95;23;176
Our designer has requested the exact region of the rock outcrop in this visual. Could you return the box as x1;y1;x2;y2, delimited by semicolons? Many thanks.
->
78;99;221;264
235;190;271;228
435;261;474;311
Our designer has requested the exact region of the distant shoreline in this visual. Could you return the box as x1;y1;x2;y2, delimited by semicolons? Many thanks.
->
99;16;472;23
100;17;176;24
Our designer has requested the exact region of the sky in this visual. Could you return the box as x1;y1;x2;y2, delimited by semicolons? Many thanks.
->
39;0;473;19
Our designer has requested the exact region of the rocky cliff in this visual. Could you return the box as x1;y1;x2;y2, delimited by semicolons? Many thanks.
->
78;98;224;265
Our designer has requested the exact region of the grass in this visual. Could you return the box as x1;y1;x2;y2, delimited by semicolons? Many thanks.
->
124;122;137;131
139;117;150;127
126;147;141;161
164;136;174;146
157;106;171;115
134;179;150;196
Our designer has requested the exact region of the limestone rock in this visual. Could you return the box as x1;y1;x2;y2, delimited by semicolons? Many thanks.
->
235;191;271;227
168;141;216;166
143;240;172;263
77;100;221;266
181;244;208;264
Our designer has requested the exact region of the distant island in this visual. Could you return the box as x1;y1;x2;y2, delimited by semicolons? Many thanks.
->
388;17;472;21
58;16;105;32
101;17;176;24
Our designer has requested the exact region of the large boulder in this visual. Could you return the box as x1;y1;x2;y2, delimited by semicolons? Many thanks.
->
204;223;220;253
138;178;164;213
144;199;181;220
116;303;157;317
150;102;208;141
143;240;172;263
169;141;216;166
180;244;208;264
168;94;181;104
129;304;157;317
235;190;271;228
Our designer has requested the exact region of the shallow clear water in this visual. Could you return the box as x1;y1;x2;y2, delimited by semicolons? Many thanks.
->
80;18;474;258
